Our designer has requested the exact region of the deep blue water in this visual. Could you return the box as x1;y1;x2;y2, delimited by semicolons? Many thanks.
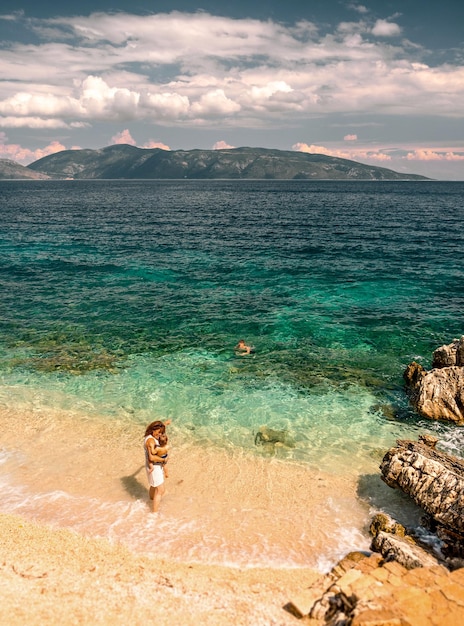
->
1;179;464;464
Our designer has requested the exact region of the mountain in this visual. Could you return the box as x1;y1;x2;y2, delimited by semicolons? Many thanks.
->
26;145;429;180
0;159;50;180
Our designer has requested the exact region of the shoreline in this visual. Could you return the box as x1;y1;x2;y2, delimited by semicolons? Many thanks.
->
2;400;464;623
4;507;464;625
5;395;458;623
0;399;380;570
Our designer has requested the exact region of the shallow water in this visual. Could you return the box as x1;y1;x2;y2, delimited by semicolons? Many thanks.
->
0;397;421;570
0;179;463;570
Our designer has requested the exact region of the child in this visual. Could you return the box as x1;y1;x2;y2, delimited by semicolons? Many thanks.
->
157;430;170;478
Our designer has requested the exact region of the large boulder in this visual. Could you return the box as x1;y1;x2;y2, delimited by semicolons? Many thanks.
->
404;337;464;424
380;437;464;542
404;363;464;424
432;336;464;368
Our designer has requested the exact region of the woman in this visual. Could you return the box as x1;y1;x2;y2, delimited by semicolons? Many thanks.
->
144;420;168;512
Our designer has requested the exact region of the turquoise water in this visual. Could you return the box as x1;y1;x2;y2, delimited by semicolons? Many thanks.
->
1;180;464;454
0;179;463;566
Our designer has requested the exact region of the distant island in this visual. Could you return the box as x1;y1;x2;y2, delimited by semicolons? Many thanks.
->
1;145;430;180
0;159;50;180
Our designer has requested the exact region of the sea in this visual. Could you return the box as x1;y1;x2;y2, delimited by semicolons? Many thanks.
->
1;179;463;571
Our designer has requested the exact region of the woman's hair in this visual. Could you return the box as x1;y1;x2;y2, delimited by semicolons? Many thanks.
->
145;420;165;437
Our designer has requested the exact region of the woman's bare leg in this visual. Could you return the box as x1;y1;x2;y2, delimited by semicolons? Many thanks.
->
152;483;165;512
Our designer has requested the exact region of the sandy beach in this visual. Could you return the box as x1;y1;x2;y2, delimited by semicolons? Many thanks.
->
0;394;399;624
1;512;325;625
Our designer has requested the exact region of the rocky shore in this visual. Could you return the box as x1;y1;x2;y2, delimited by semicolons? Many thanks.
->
287;547;464;625
286;433;464;624
284;338;464;624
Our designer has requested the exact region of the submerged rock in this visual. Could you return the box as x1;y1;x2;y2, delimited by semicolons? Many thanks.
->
254;425;295;448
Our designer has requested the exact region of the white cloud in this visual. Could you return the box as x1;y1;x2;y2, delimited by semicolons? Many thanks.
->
344;134;358;141
371;20;401;37
111;129;136;145
213;140;235;149
362;152;392;161
80;76;139;119
348;4;369;14
293;142;392;161
406;149;464;161
250;81;293;101
191;89;241;116
293;142;355;159
0;133;67;163
0;115;70;128
0;9;462;151
110;129;171;150
0;90;82;119
142;140;170;150
140;92;190;120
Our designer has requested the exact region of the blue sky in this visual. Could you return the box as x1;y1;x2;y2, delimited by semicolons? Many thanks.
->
1;1;463;179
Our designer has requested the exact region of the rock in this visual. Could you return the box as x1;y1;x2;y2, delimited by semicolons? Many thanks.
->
432;336;464;368
371;531;440;569
403;361;426;388
379;437;464;564
285;542;464;625
404;363;464;424
351;608;404;625
436;526;464;562
404;337;464;424
380;438;464;534
285;587;327;619
254;425;295;448
418;434;438;448
369;511;441;570
369;513;406;538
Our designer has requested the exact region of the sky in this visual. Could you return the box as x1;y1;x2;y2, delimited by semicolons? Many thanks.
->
0;1;463;179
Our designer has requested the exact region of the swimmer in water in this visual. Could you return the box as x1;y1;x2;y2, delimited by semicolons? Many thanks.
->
235;339;254;355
